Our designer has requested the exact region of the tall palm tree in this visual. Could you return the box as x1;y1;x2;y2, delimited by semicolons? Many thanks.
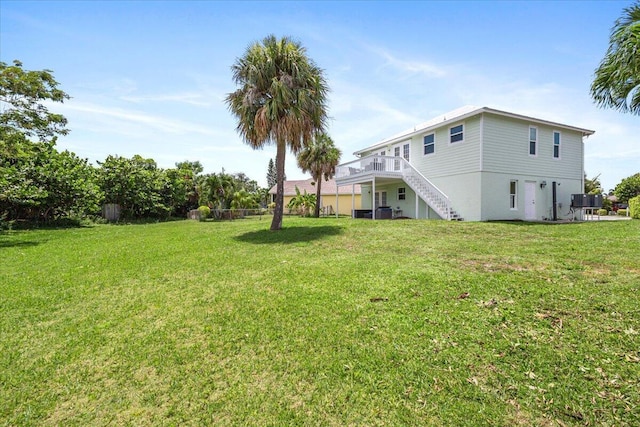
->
296;133;341;218
591;2;640;115
226;35;329;230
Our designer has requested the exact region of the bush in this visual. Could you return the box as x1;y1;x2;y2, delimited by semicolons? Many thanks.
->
629;195;640;219
597;209;608;216
197;205;211;220
617;208;628;216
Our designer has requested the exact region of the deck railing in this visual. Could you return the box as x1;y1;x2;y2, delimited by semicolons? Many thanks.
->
335;154;452;219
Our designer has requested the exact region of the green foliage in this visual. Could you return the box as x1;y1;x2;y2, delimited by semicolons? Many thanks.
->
266;158;277;189
597;208;608;216
591;2;640;115
629;195;640;218
0;131;102;221
614;172;640;202
617;208;628;216
197;205;211;220
226;35;329;230
296;133;342;217
230;189;258;210
0;60;70;142
98;155;171;219
584;173;602;194
287;185;316;216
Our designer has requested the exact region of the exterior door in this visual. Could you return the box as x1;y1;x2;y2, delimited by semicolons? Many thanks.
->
525;181;536;220
375;191;387;208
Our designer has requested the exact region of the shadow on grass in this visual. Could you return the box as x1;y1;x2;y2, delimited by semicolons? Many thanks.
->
235;225;343;244
488;220;584;226
0;237;42;249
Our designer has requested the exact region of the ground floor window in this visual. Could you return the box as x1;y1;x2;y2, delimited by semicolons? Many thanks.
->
398;187;406;200
510;180;518;209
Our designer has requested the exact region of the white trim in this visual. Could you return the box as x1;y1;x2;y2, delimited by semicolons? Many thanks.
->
449;122;464;144
479;114;484;171
423;132;436;156
529;125;538;157
509;179;518;210
553;130;561;160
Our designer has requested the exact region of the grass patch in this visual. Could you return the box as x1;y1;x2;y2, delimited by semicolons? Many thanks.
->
1;218;639;425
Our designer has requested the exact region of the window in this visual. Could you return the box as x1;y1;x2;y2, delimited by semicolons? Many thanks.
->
553;131;561;158
450;124;464;143
424;133;435;155
510;180;517;210
403;143;410;162
529;126;537;156
398;187;406;201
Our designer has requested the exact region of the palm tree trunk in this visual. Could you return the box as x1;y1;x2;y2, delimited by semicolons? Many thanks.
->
271;142;286;230
314;176;322;218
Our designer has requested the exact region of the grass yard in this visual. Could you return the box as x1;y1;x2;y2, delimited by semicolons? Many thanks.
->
1;217;639;426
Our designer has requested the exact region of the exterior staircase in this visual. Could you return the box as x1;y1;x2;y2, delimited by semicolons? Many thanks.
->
401;163;463;221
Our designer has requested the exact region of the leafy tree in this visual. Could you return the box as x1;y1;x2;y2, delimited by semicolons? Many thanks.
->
591;2;640;115
585;173;603;194
287;186;316;217
166;161;203;215
98;155;170;218
226;35;329;230
296;133;341;217
0;60;70;142
266;158;277;189
0;131;101;221
614;172;640;202
230;189;258;210
199;172;236;210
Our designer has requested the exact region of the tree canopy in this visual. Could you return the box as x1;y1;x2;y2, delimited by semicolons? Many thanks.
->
614;172;640;202
296;133;341;217
591;2;640;115
226;35;329;230
0;60;70;141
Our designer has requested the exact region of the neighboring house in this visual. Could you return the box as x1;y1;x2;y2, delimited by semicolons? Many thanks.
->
269;178;361;216
335;106;595;221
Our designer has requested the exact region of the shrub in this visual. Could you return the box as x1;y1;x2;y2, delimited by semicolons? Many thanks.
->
197;205;211;220
597;209;608;216
629;195;640;219
617;208;628;216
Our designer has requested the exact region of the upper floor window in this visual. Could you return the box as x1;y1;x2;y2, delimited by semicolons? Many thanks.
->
423;133;435;155
553;131;561;159
403;143;410;162
450;124;464;143
529;126;537;156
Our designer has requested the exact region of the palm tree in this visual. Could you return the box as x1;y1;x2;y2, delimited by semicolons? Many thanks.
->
226;35;329;230
296;133;341;217
591;2;640;115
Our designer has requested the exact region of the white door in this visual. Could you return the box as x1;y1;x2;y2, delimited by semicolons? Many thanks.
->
525;181;536;220
375;191;387;208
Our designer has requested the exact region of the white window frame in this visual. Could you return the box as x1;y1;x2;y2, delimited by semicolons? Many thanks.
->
529;126;538;157
449;123;464;144
423;133;435;156
553;131;561;159
403;143;410;162
509;180;518;210
398;187;406;201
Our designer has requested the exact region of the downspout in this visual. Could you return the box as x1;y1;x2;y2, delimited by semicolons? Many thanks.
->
552;181;557;221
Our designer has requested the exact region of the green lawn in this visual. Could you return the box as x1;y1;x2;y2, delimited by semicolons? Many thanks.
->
1;218;639;426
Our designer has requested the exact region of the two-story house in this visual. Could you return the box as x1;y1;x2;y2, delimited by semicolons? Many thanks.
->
334;106;595;221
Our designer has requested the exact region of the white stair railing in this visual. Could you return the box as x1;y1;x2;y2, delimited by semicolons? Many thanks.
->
399;159;454;220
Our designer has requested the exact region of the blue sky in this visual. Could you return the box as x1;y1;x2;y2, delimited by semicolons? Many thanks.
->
1;0;638;191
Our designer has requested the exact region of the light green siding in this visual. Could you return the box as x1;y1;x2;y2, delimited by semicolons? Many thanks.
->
482;113;584;179
350;109;589;221
411;116;482;179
